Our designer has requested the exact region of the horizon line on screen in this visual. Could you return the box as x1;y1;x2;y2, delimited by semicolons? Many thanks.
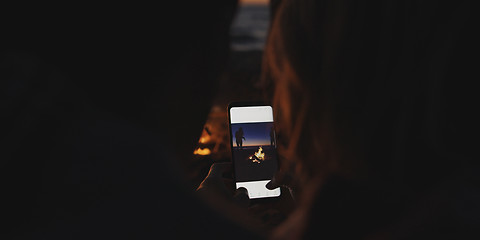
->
232;143;273;147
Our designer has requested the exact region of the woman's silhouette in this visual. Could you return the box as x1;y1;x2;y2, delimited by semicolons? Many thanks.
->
235;127;246;149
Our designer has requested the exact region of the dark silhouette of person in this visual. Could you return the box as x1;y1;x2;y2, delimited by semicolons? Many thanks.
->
269;127;275;147
235;127;246;149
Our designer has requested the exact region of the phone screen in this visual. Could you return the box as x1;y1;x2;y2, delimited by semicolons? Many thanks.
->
229;105;281;199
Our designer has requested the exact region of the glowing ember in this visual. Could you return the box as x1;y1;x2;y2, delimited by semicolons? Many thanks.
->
194;148;211;156
249;146;265;163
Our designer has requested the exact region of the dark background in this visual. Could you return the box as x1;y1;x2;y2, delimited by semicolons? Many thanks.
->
0;1;264;239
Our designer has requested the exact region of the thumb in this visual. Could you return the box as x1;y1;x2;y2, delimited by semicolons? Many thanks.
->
266;176;280;190
266;169;294;190
232;187;249;208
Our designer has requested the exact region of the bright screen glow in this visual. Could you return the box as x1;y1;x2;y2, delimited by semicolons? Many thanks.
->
230;106;280;199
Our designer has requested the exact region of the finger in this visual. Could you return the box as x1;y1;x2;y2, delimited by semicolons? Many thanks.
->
207;162;233;178
266;170;288;189
277;171;294;187
271;169;295;188
233;187;249;208
266;176;280;190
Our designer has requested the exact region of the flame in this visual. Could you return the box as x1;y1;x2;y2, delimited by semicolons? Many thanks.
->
199;135;210;144
249;146;265;163
194;148;211;156
195;126;213;155
255;147;265;160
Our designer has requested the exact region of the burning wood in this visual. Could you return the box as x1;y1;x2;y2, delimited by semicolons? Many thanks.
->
249;146;265;163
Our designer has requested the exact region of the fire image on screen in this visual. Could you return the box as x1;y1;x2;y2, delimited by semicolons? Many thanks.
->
231;122;277;182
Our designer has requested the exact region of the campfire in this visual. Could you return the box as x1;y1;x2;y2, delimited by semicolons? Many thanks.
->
249;146;265;164
193;107;230;157
193;148;211;156
194;127;213;156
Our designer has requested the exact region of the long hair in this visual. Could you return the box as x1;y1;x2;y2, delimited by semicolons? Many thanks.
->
262;0;477;238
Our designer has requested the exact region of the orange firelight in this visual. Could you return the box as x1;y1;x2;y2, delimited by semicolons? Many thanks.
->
249;146;265;163
194;148;211;156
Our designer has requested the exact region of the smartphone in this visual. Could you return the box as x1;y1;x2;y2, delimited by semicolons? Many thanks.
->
228;102;281;200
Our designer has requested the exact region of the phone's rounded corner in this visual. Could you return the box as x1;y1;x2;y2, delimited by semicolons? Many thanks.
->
227;102;242;117
227;102;235;111
272;188;282;198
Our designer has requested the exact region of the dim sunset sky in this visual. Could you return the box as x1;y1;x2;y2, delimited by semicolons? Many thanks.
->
231;122;274;147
